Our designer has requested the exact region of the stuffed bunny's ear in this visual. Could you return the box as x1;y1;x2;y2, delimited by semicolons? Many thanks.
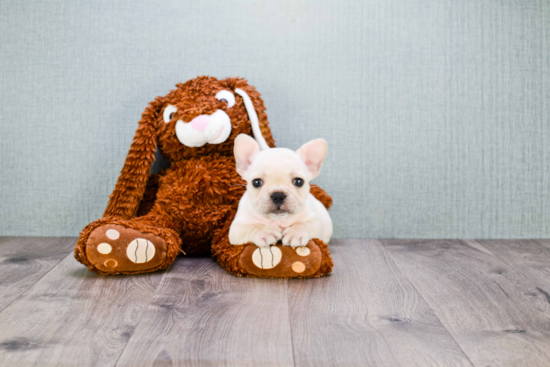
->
235;88;270;150
103;98;163;219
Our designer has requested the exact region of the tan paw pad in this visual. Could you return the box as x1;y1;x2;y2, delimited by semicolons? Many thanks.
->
296;246;310;256
106;229;120;240
252;246;282;269
291;261;306;273
104;259;118;268
97;243;112;254
126;239;156;264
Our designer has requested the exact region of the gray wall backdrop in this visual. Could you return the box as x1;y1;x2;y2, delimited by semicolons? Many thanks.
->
1;0;549;238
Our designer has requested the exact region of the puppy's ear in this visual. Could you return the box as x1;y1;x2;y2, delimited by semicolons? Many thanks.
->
103;97;163;219
234;134;260;178
297;139;328;179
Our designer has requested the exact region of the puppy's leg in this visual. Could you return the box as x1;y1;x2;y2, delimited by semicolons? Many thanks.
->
230;222;282;248
282;220;322;248
252;225;283;247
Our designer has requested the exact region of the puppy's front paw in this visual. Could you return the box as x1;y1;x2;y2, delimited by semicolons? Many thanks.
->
253;226;282;248
282;226;310;248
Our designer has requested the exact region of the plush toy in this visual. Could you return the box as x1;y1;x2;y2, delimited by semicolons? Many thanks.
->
74;76;334;278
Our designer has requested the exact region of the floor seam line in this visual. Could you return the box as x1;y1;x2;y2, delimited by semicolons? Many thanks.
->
0;239;76;315
377;239;477;367
468;239;550;358
113;263;174;367
286;279;297;367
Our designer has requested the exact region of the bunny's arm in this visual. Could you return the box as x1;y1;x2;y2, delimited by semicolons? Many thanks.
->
310;184;332;210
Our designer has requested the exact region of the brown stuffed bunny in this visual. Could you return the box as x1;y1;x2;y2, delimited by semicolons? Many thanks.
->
75;76;333;278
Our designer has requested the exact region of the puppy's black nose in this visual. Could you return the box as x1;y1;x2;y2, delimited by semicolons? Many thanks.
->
271;192;286;205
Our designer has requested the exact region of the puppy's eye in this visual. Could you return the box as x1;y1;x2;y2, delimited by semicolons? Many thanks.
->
163;105;177;123
215;90;236;108
293;178;304;187
252;179;263;188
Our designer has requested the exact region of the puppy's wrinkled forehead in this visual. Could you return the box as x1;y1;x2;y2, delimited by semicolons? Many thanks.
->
250;148;307;178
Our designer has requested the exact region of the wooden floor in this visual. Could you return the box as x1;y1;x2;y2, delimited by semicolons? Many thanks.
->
1;238;550;366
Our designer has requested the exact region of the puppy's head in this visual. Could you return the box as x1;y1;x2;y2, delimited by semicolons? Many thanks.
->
234;134;327;218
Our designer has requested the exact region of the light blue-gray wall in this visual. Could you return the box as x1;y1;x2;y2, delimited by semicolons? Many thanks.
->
1;0;549;238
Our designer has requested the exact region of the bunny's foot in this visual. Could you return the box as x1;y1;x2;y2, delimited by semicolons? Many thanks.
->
75;219;181;275
212;231;333;279
238;239;332;278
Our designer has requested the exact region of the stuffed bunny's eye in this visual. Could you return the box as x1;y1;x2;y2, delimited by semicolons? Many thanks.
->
163;105;177;123
215;90;236;108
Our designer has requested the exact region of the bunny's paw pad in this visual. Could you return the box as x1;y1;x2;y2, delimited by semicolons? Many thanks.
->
85;224;168;274
239;241;322;278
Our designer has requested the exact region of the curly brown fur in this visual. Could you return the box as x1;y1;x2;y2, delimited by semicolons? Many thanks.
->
75;76;333;277
310;184;333;210
136;173;162;217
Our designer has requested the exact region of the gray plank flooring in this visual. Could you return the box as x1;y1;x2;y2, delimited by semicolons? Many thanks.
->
0;237;74;312
382;239;550;367
0;244;165;367
476;240;550;317
1;237;550;366
287;239;472;367
116;257;294;367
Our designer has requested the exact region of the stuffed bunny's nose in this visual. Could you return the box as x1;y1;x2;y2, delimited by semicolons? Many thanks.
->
190;115;209;132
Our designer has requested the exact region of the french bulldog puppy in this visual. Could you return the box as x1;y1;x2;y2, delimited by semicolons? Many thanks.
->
229;134;333;248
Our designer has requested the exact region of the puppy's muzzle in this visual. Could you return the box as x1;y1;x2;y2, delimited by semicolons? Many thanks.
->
270;192;286;206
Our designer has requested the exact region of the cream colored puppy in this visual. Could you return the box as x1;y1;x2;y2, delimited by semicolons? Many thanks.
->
229;134;332;248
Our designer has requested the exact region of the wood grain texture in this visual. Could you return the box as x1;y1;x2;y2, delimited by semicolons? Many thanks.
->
382;239;550;367
3;238;550;366
287;239;472;367
0;253;165;367
477;240;550;316
115;256;294;367
0;237;74;312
